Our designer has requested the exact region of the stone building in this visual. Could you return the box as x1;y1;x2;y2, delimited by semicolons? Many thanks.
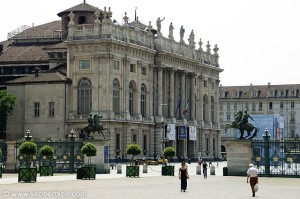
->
1;2;223;160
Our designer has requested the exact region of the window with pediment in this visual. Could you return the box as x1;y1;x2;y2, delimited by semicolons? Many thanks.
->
113;78;120;115
77;77;92;115
141;84;147;116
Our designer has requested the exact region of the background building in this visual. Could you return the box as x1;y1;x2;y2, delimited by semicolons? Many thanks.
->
219;83;300;158
1;2;222;161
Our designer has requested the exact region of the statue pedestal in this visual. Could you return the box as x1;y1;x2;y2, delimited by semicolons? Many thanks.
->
227;140;252;176
83;140;110;174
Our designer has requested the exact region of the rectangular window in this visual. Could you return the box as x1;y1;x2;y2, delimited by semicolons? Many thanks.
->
130;64;136;73
259;102;262;111
34;102;40;117
141;67;146;75
113;60;120;70
204;81;207;88
226;114;231;121
143;135;147;151
280;102;284;109
49;102;54;117
252;102;255;111
269;102;273;110
291;101;295;109
133;134;137;143
79;60;91;69
116;134;120;150
234;102;237;111
226;102;230;110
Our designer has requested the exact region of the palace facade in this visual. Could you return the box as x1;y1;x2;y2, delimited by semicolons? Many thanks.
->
1;2;223;160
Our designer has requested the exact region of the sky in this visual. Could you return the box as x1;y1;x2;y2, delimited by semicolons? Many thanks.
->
1;0;300;86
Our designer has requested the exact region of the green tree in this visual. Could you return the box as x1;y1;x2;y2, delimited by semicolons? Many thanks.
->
81;142;97;165
126;143;141;165
0;90;16;133
164;147;176;165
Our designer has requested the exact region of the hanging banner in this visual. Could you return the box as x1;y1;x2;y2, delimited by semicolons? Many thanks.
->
189;126;197;140
178;126;187;139
165;124;176;140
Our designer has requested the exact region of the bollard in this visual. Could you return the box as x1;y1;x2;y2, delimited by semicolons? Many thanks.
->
143;163;148;173
196;165;201;175
117;164;122;174
210;165;215;175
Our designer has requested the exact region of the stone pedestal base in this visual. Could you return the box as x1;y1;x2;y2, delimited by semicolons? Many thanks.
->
227;140;252;176
83;140;110;174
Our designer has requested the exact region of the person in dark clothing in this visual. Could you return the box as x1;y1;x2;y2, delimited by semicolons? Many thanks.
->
178;161;189;192
202;161;208;178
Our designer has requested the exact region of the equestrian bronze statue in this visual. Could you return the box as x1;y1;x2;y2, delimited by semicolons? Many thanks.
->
80;113;110;140
224;110;259;139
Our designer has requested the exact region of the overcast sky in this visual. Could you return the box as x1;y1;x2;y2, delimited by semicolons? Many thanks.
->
1;0;300;86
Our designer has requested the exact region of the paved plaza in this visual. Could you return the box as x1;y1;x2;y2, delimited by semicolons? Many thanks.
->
1;162;300;199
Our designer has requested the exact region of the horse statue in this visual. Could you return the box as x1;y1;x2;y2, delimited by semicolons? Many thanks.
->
224;110;259;139
80;114;110;140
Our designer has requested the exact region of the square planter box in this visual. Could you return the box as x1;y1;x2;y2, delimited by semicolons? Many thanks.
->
18;167;37;182
162;165;174;176
77;165;96;180
126;165;139;177
40;165;53;176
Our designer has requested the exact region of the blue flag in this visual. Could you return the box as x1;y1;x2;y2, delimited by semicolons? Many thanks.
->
175;95;182;117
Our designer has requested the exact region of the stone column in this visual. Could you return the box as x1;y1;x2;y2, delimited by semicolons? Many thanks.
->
181;71;186;119
199;75;204;123
169;69;175;118
5;141;16;173
123;58;130;118
157;66;163;116
215;80;220;128
190;74;195;120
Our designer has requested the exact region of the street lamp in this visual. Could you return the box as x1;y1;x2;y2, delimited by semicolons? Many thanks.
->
263;128;270;175
161;136;169;166
69;129;76;173
68;129;76;140
24;130;32;141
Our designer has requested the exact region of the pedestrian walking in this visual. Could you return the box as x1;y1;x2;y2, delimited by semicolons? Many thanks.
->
247;163;259;197
202;161;208;178
178;161;189;192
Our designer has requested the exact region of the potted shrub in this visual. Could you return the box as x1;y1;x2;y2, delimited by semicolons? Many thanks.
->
39;145;54;176
79;142;97;180
18;141;38;182
162;147;176;176
126;143;141;177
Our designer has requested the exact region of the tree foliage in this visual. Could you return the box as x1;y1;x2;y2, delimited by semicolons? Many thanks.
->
39;145;54;157
126;143;141;165
0;90;16;132
19;141;37;156
164;147;176;159
81;142;97;157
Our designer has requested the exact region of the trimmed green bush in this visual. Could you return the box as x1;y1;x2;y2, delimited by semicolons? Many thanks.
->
0;148;2;156
81;143;97;165
164;147;176;163
19;141;37;167
19;141;37;156
39;145;54;157
126;143;141;165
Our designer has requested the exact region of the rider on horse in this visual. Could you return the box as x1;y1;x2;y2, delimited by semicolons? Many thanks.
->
238;109;255;134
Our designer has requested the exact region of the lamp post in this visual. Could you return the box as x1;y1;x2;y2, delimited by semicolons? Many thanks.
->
263;128;270;175
69;129;76;173
24;130;32;141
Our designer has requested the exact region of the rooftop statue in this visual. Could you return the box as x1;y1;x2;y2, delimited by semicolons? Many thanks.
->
80;113;110;140
224;109;259;139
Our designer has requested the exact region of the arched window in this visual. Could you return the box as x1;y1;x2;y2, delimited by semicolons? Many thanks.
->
113;78;120;115
140;84;147;116
129;82;134;115
77;77;92;115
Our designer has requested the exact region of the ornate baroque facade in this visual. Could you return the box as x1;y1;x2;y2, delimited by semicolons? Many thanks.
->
2;2;223;160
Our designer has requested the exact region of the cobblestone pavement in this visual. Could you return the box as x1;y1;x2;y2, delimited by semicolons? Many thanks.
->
1;162;300;199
